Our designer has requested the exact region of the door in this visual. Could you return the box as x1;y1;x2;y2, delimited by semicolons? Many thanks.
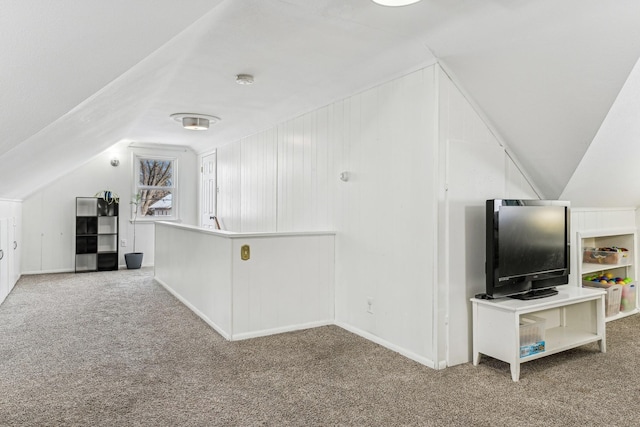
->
201;152;217;228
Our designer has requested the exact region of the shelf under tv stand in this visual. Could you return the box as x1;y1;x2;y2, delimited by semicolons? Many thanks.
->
470;286;606;381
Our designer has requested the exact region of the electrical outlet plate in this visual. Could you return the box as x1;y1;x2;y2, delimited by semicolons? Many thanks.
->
241;244;250;260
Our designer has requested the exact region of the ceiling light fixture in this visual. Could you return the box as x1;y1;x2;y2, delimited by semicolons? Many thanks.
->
371;0;422;6
170;113;221;131
182;117;209;130
236;74;254;85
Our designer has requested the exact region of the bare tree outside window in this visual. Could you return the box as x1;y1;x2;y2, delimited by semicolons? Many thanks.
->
137;158;175;217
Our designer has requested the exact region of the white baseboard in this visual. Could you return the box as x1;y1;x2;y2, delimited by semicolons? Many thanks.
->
154;276;232;340
154;274;437;369
22;268;74;275
231;320;334;341
334;321;436;369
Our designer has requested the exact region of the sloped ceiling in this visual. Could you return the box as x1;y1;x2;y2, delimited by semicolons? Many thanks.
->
2;0;640;201
561;57;640;207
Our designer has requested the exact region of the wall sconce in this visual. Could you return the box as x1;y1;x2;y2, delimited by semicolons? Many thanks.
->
339;171;350;182
110;158;120;167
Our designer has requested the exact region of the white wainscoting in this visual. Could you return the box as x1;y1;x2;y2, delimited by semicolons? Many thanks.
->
240;129;278;232
216;142;241;233
154;222;335;340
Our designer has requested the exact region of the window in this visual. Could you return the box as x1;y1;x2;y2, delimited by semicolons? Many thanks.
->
135;156;177;219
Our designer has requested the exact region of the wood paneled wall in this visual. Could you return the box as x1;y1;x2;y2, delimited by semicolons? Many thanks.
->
240;129;277;232
216;67;439;366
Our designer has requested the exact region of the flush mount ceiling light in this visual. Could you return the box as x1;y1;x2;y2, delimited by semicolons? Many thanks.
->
235;74;254;85
371;0;422;6
170;113;221;130
182;117;209;130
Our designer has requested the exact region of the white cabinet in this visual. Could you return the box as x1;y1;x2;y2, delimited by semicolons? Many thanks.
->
0;218;8;303
0;199;21;305
576;229;637;321
471;286;606;381
12;213;21;286
0;215;21;305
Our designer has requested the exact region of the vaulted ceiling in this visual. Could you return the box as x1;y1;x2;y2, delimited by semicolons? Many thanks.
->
2;0;640;202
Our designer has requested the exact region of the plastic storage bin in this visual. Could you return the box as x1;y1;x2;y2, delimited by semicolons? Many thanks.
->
620;282;636;312
582;248;629;265
519;315;546;358
583;282;622;317
605;286;622;317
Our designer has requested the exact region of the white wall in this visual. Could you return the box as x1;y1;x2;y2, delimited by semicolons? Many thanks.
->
241;129;277;232
216;142;241;232
436;66;539;367
215;67;439;365
561;57;640;208
212;64;541;368
331;68;437;365
22;142;198;274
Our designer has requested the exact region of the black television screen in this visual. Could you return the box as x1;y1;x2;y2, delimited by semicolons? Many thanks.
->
486;199;570;299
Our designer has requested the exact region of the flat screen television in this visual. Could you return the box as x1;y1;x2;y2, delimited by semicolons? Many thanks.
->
485;199;570;299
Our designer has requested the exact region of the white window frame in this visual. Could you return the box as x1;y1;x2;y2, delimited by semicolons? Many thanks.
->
133;155;178;222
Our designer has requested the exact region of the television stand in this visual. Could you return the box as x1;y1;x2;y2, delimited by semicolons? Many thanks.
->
510;287;558;300
471;286;606;381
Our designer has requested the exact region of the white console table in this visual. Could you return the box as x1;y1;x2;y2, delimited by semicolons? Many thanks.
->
471;287;606;381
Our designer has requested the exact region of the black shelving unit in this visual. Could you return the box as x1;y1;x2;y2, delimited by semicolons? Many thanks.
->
75;197;119;272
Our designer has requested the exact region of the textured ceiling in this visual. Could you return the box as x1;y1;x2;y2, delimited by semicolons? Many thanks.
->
1;0;640;201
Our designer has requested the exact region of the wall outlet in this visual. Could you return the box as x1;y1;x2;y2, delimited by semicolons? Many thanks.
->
366;297;374;314
120;239;127;247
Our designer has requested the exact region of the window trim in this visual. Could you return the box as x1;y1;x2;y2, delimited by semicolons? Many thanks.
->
133;155;179;222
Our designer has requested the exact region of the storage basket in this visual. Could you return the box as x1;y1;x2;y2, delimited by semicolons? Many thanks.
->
519;315;545;357
583;282;622;317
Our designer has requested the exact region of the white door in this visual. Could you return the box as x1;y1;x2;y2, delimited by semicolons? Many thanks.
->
201;152;217;228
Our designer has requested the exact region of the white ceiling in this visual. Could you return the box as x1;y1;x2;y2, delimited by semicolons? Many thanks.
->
2;0;640;201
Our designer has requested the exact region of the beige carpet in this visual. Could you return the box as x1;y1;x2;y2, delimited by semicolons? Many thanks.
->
0;268;637;426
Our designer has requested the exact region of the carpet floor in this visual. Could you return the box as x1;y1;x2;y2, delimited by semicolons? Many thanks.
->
0;268;638;426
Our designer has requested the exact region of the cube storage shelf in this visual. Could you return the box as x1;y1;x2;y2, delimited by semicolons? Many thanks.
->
577;230;638;321
75;197;119;272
